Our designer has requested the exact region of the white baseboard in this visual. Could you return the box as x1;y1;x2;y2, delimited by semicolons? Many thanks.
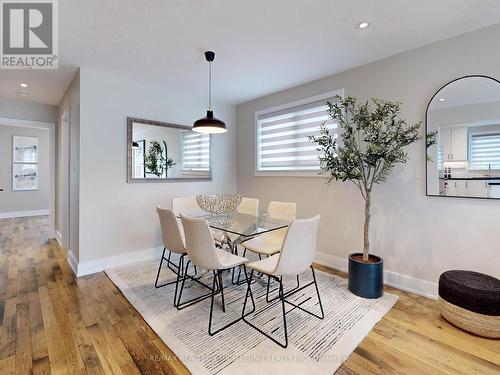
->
70;247;438;299
75;246;163;277
0;209;49;219
315;252;348;273
55;230;63;247
67;251;78;276
314;251;438;300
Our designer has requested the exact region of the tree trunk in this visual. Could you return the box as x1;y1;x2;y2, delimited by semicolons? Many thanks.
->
363;191;371;262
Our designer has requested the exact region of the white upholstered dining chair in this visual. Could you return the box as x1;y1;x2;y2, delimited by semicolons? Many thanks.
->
155;207;191;303
213;197;260;244
172;195;220;247
177;214;255;335
171;196;201;215
171;196;198;241
238;197;259;217
240;200;296;258
241;215;323;348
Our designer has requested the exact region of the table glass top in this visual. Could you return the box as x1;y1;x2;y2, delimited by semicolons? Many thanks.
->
178;210;289;237
206;212;289;237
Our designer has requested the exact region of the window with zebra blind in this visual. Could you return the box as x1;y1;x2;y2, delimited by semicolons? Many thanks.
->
182;131;210;171
255;90;343;175
469;132;500;170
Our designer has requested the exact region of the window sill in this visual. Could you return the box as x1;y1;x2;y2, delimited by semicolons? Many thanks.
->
254;170;328;178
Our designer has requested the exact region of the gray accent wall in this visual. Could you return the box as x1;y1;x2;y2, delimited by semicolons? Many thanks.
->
236;23;500;288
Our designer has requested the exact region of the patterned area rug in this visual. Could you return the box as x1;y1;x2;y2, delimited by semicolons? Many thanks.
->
106;256;398;375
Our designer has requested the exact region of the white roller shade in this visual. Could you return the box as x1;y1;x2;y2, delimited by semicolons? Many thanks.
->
182;132;210;171
257;98;338;171
470;133;500;169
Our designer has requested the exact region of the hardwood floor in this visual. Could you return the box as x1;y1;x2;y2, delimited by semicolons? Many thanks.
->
0;216;498;374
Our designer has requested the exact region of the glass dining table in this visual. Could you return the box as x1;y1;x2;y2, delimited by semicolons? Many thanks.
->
181;211;289;246
179;210;290;283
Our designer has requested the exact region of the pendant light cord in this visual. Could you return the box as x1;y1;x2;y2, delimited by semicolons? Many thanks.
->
208;60;212;111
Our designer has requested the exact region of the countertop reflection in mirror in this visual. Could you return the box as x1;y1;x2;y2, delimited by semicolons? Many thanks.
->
426;75;500;199
127;117;212;182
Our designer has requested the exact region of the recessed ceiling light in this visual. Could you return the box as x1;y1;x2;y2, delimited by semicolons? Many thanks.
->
17;91;29;96
439;98;446;102
358;22;370;29
20;82;28;88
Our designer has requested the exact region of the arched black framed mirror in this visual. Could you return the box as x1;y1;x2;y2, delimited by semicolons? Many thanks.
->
426;75;500;199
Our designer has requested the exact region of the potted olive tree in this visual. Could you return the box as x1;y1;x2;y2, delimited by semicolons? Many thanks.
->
311;97;421;298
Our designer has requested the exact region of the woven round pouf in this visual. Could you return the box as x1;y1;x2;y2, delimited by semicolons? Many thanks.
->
438;270;500;338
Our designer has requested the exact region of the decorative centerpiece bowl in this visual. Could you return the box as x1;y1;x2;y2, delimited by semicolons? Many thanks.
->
196;193;242;215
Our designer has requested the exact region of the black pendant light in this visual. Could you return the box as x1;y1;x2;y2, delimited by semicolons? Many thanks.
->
193;51;227;134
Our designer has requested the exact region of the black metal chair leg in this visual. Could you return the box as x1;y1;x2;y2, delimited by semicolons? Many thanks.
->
242;272;288;348
175;259;190;307
156;248;187;289
281;268;324;319
208;265;253;336
241;267;325;348
242;270;253;317
311;266;325;319
229;241;241;284
243;265;255;312
267;273;301;303
173;254;185;306
266;275;271;302
208;273;217;334
166;250;180;275
176;262;220;310
154;247;167;288
279;279;289;348
234;249;247;285
217;271;226;313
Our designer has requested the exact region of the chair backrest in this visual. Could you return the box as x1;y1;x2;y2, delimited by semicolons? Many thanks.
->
274;215;320;276
156;207;186;254
171;196;200;215
180;214;221;270
267;201;296;221
238;197;259;217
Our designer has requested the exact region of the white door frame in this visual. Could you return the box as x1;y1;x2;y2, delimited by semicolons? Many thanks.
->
0;117;56;238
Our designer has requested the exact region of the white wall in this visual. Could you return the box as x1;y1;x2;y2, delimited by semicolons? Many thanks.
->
236;23;500;297
57;71;80;268
0;98;56;123
77;67;237;268
0;99;56;228
0;125;50;214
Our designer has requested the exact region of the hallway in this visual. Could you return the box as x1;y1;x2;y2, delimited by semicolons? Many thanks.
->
0;216;188;374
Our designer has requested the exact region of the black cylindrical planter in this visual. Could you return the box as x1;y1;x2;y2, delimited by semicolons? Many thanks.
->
348;253;383;299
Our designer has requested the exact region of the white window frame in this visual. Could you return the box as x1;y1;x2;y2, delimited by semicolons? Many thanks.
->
254;89;344;177
468;129;500;171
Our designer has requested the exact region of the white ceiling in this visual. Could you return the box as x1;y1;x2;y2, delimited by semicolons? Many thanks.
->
429;76;500;110
2;0;500;106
